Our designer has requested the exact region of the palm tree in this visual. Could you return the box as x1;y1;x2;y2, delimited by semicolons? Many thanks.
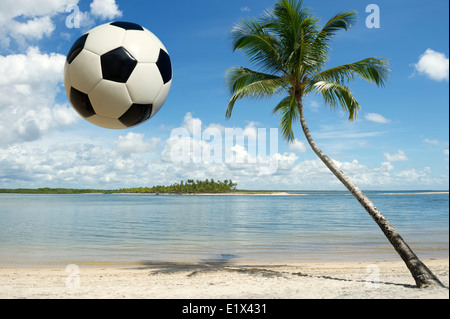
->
225;0;444;288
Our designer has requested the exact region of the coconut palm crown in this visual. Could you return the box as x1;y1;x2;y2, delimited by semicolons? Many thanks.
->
225;0;444;288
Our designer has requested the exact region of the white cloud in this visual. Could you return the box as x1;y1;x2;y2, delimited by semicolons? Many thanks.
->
240;6;251;12
0;47;77;146
0;137;446;190
395;167;432;183
0;0;74;47
0;113;447;190
379;161;394;172
114;132;160;155
413;49;449;82
9;16;55;41
161;113;276;171
444;149;449;156
384;150;408;162
364;113;390;124
181;112;203;136
290;139;307;154
90;0;122;20
0;0;72;19
423;138;449;147
424;138;440;146
0;0;123;48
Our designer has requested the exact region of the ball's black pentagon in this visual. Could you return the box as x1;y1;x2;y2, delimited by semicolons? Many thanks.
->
119;103;153;127
101;47;137;83
70;87;95;118
156;49;172;84
67;33;88;64
110;21;144;31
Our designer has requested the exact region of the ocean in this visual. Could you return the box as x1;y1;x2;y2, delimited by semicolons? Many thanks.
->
0;191;448;267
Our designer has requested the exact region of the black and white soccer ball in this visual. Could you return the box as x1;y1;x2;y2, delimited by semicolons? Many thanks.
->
64;21;172;129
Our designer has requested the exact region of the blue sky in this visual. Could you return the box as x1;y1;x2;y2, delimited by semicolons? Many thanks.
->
0;0;448;190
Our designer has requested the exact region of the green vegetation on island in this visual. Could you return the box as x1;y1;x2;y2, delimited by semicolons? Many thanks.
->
120;179;237;194
0;180;238;194
0;188;120;194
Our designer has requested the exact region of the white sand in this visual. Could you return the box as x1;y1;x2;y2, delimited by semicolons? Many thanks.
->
0;259;448;299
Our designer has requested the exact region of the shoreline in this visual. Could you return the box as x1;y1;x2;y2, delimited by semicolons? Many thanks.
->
1;190;448;195
112;191;449;196
0;258;448;299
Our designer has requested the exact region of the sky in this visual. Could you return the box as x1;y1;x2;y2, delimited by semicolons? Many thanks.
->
0;0;448;190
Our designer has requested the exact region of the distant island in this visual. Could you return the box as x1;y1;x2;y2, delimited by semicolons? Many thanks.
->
1;183;447;195
0;179;238;194
0;187;120;194
121;179;237;194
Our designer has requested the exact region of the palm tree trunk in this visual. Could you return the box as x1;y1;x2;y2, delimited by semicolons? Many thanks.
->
296;99;444;288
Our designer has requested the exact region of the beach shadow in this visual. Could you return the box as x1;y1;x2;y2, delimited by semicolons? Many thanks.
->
131;253;288;278
130;255;430;289
292;272;418;289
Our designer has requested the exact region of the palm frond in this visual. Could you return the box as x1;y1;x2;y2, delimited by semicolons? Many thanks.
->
320;11;358;37
231;18;285;74
267;0;321;78
312;57;390;87
225;0;390;124
310;81;360;120
226;67;287;118
272;95;299;142
304;11;358;76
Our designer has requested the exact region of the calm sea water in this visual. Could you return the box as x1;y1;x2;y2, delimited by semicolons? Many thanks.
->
0;191;448;266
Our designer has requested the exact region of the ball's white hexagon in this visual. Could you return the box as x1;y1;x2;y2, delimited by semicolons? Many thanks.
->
84;24;126;56
69;49;102;93
143;28;168;53
84;114;128;129
89;80;132;118
151;80;172;116
122;30;161;63
63;61;71;98
126;63;163;104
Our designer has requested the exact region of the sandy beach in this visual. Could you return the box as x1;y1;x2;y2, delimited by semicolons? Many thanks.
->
0;259;447;299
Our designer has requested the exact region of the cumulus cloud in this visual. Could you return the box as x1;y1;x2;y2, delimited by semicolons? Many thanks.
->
0;0;73;47
364;113;390;124
90;0;122;20
290;139;307;154
162;113;280;174
0;47;78;146
114;132;160;155
384;150;408;162
0;0;123;48
0;138;446;190
413;49;449;82
9;16;55;42
0;113;447;190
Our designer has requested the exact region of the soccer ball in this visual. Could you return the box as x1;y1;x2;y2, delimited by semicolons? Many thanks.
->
64;21;172;129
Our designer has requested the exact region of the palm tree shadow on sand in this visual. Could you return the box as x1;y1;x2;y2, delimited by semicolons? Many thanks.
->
129;253;425;289
132;254;287;278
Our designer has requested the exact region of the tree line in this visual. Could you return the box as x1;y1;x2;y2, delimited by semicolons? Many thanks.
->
120;179;237;194
0;188;119;194
0;180;238;194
